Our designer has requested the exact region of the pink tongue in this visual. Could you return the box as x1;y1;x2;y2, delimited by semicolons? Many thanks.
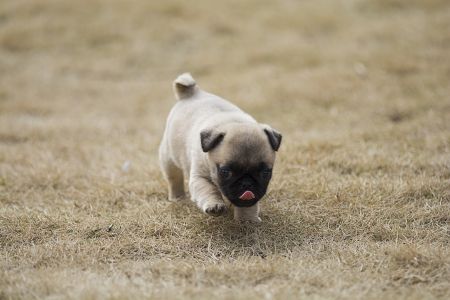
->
239;190;255;200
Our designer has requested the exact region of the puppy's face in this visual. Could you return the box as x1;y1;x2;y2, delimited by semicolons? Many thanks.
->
201;123;282;207
215;161;272;207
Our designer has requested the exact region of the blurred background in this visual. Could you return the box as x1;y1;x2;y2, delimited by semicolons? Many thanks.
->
1;0;449;147
1;0;448;184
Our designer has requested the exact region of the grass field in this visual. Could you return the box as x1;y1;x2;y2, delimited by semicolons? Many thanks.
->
1;0;449;299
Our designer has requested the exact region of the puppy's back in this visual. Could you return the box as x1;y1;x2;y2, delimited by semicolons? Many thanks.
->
163;73;255;169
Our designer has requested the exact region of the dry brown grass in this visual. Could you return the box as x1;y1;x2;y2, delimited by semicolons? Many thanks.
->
1;0;449;299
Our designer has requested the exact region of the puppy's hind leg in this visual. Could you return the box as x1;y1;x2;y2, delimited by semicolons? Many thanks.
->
160;158;185;201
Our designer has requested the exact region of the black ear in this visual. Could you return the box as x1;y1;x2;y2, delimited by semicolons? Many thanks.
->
200;129;225;152
264;127;282;151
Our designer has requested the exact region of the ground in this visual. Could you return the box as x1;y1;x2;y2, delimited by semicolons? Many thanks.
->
0;0;449;299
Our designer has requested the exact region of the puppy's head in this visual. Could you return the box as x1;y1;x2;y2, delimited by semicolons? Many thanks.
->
200;123;282;207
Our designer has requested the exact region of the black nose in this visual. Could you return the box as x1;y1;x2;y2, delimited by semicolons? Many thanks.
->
241;178;253;189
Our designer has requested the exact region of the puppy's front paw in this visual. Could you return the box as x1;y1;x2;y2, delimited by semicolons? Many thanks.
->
203;202;227;216
168;193;185;202
233;205;261;223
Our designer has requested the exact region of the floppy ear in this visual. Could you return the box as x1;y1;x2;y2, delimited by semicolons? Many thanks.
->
200;129;225;152
263;126;282;151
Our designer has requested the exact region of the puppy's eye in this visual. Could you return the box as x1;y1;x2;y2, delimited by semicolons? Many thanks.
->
261;169;272;179
219;167;232;179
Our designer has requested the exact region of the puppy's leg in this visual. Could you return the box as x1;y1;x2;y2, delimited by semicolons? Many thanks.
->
189;175;226;216
160;158;185;201
234;203;261;222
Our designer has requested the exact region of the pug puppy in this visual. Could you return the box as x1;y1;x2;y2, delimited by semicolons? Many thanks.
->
159;73;282;222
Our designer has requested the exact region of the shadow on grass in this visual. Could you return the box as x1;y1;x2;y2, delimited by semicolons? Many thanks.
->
89;198;322;262
185;205;316;259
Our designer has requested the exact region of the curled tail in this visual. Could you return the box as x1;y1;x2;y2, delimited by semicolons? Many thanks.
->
173;73;197;100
